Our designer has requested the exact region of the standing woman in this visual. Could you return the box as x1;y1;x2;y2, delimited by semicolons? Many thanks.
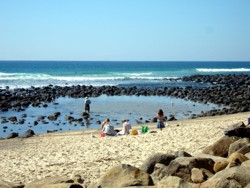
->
84;97;91;113
156;109;165;131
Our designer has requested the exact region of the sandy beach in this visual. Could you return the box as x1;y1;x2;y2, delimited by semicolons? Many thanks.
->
0;112;249;186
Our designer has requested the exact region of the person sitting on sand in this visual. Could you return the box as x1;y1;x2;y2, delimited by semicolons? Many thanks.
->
117;119;132;135
101;118;109;130
101;118;117;136
156;109;165;131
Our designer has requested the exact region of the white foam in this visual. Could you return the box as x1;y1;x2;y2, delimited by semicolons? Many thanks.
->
196;68;250;72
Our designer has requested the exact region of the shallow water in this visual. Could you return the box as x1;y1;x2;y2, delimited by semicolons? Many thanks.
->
0;95;222;138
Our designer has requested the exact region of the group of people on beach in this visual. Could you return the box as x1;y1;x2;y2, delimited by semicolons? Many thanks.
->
100;118;132;136
84;97;166;136
100;109;166;136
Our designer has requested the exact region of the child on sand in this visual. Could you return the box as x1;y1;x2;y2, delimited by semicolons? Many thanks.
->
156;109;165;131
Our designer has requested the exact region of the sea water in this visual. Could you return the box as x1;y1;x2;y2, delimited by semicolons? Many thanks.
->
0;95;222;138
0;61;250;89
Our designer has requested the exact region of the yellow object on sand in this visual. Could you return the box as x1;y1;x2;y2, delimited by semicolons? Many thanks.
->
130;129;138;135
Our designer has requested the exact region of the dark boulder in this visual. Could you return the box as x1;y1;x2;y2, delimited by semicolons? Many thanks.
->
6;132;19;139
140;153;176;174
19;129;35;138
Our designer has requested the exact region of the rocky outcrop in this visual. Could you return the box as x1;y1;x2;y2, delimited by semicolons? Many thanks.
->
2;120;250;187
2;74;250;117
25;175;84;188
88;121;250;187
202;135;239;157
228;138;250;156
88;164;154;188
140;153;176;174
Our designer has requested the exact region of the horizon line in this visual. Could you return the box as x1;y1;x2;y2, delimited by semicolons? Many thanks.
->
0;60;250;62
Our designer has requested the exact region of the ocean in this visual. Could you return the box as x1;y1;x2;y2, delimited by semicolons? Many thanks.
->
1;61;250;89
0;61;250;138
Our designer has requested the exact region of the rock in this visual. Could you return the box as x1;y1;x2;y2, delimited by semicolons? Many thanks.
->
65;116;75;121
201;166;250;188
1;119;8;124
140;153;176;174
18;119;25;124
195;153;227;162
191;168;205;183
81;112;89;117
246;152;250;159
225;127;250;138
70;174;84;184
151;117;157;123
0;179;24;188
224;122;246;134
6;132;18;139
48;115;57;121
19;129;35;138
236;143;250;155
1;108;8;112
228;138;250;156
168;115;177;121
8;116;17;122
227;152;248;167
242;160;250;168
175;150;192;157
213;160;229;173
54;112;61;117
25;176;83;188
158;157;215;182
156;176;194;188
189;158;215;172
202;136;239;157
88;164;154;188
37;183;83;188
214;152;248;173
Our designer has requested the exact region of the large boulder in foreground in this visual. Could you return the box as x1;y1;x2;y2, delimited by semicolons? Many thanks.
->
0;180;24;188
201;166;250;188
202;136;239;157
228;138;250;156
88;164;154;188
154;157;215;182
156;176;194;188
25;175;83;188
140;153;176;174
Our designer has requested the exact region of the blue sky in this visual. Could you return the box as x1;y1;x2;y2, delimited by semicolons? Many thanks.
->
0;0;249;61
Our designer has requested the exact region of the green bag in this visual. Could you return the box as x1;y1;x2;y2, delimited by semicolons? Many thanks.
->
141;126;149;133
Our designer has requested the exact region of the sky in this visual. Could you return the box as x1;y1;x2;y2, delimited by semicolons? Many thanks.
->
0;0;249;61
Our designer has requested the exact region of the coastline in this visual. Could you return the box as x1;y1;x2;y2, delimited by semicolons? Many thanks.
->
1;74;250;138
0;112;249;186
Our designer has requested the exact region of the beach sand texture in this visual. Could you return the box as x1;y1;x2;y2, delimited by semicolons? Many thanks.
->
0;112;249;186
